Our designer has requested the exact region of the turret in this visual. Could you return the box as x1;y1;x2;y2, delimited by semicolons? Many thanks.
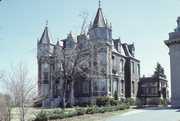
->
88;1;112;43
37;21;54;57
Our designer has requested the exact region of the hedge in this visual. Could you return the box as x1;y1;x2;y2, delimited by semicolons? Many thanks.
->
33;104;130;121
33;97;134;121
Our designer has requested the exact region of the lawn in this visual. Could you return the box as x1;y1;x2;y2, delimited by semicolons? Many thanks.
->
57;109;132;121
12;107;132;121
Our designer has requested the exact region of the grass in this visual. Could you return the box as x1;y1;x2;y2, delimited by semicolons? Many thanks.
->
11;107;43;121
51;109;133;121
11;107;132;121
11;107;74;121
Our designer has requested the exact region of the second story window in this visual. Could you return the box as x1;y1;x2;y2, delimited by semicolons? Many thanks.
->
137;64;140;75
120;59;124;72
43;61;49;72
131;61;134;74
43;61;49;80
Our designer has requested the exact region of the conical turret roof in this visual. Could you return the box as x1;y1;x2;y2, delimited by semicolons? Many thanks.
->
39;27;54;44
93;7;106;28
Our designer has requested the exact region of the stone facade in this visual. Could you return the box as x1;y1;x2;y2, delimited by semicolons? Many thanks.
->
165;17;180;107
36;4;140;108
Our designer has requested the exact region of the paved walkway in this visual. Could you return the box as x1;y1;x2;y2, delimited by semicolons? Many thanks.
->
106;107;180;121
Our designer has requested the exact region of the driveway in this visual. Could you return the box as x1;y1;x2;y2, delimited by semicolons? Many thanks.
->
105;107;180;121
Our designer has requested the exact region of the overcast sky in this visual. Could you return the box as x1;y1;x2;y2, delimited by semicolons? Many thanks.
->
0;0;180;90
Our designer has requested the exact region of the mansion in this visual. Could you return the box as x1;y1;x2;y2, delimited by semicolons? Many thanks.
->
36;2;140;108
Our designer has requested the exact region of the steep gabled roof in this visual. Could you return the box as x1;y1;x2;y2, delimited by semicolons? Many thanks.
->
122;43;132;57
93;8;106;28
39;27;54;44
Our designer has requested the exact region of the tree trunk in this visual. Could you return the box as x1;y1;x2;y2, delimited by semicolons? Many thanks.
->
62;78;67;109
68;81;74;107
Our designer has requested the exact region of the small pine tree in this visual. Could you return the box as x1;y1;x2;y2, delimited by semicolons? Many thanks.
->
153;62;166;78
114;91;118;100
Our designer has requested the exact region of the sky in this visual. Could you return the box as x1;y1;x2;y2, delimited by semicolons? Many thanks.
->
0;0;180;91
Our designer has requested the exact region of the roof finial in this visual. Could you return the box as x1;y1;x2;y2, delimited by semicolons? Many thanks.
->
98;0;101;8
46;20;48;27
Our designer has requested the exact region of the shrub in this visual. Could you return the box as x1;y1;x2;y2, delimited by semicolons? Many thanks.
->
86;105;100;114
96;96;110;107
160;99;169;106
125;98;136;106
34;110;49;121
75;107;87;115
65;111;77;118
114;91;118;100
34;102;131;121
74;102;91;107
109;98;119;106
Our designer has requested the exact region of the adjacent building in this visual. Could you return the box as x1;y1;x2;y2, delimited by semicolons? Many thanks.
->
139;76;169;104
165;17;180;107
36;2;140;108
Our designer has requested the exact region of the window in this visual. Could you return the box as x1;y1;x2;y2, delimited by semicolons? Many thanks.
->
42;84;49;95
120;59;124;72
131;61;134;73
93;79;98;92
113;80;118;95
98;53;106;65
55;63;61;71
43;62;49;72
82;56;89;68
101;79;106;91
137;64;140;75
83;81;89;93
132;81;135;94
146;87;149;94
142;88;146;94
43;61;49;80
121;80;124;94
109;79;111;93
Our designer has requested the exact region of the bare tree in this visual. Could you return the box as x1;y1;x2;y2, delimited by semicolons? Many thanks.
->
0;93;12;121
0;71;12;121
2;64;36;121
58;43;89;109
55;10;90;109
79;10;89;35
